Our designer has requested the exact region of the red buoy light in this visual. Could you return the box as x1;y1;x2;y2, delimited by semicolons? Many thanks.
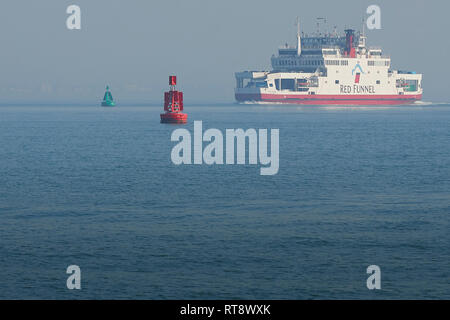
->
160;75;188;124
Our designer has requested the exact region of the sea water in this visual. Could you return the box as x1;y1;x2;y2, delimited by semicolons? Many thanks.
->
0;104;449;299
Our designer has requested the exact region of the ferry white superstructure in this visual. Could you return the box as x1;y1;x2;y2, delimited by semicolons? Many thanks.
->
235;21;422;105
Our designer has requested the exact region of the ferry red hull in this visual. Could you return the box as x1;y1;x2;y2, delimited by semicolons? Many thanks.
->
235;93;422;105
160;112;188;124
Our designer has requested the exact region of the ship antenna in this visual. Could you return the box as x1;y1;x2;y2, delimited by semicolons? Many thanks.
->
316;18;320;36
316;17;326;36
296;17;302;55
362;16;366;37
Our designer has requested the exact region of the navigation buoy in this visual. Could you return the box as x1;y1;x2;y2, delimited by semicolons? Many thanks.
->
101;85;116;107
160;76;187;124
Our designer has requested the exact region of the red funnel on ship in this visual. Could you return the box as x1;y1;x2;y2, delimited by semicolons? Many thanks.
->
160;76;188;124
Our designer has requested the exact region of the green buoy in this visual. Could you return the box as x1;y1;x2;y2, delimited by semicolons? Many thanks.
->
101;85;116;107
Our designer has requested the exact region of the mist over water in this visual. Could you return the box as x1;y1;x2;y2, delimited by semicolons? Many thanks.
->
0;104;449;299
0;0;449;103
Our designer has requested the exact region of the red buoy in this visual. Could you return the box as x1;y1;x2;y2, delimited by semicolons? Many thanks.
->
160;76;188;124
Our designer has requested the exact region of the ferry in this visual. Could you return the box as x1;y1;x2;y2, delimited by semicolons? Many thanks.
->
235;20;422;105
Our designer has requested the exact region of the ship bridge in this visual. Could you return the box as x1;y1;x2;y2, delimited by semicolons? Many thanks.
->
271;29;357;73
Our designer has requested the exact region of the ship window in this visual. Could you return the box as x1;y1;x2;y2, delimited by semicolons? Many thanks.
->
376;80;380;84
369;60;388;67
281;79;295;90
335;80;339;84
275;79;295;90
245;81;267;88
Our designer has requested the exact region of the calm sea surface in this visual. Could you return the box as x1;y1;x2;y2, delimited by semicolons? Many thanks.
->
0;104;449;299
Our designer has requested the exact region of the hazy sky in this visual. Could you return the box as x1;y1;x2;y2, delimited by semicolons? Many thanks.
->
0;0;447;103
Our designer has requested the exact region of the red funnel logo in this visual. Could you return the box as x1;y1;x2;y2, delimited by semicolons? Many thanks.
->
352;64;364;84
